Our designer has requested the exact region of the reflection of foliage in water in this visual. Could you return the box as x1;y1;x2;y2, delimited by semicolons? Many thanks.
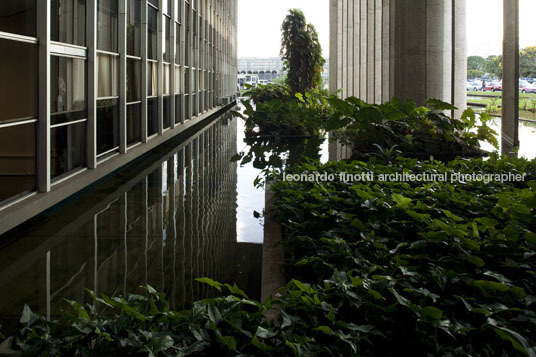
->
232;135;325;187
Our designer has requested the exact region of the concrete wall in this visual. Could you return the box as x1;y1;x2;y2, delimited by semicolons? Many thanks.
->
329;0;467;114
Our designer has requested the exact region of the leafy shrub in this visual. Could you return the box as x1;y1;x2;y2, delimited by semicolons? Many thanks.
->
330;97;498;160
243;83;291;105
233;88;345;137
271;155;536;356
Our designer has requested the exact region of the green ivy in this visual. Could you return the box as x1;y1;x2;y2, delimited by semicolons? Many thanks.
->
270;155;536;356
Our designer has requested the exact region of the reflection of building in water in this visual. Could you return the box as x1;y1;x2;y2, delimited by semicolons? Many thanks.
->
0;113;262;334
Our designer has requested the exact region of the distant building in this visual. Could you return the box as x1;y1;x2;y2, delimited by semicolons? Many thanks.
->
238;57;329;84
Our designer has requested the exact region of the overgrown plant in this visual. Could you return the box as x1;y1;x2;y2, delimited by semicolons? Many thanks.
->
271;155;536;356
280;9;325;95
233;89;346;137
331;97;498;160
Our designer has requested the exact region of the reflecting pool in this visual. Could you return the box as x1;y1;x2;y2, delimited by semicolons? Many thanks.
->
0;109;264;335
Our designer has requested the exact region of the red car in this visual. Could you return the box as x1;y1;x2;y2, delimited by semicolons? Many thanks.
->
483;81;502;92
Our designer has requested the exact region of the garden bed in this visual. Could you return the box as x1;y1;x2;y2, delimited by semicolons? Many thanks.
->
270;155;536;355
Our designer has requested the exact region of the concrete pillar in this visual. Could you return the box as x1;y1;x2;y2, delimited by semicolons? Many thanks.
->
329;0;466;111
329;0;467;161
502;0;519;155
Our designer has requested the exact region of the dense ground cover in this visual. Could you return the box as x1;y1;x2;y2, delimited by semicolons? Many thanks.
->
5;155;535;356
270;155;536;356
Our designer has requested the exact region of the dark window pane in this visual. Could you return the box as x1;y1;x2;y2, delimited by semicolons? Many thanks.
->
0;123;36;204
147;61;157;97
184;67;190;93
0;0;36;37
175;94;182;124
97;99;119;155
147;97;158;136
127;103;141;145
184;95;190;120
175;0;181;22
97;53;118;98
148;0;158;7
51;121;86;179
127;58;141;102
175;66;181;94
185;3;190;66
175;23;181;65
51;0;86;46
50;56;86;124
163;17;171;62
127;0;141;56
0;39;37;124
97;0;118;52
148;6;157;60
51;110;86;126
163;96;171;129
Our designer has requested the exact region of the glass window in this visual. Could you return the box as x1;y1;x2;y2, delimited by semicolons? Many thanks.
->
97;0;118;52
127;0;141;57
148;0;158;7
147;61;157;97
175;0;182;22
164;64;170;95
184;67;190;93
127;103;141;145
175;66;181;94
162;0;171;16
97;53;118;98
147;97;158;136
184;95;190;120
175;95;182;124
175;23;181;65
51;56;86;125
96;99;119;155
147;6;157;60
0;122;36;204
127;58;141;102
163;17;171;62
0;39;37;124
0;0;36;37
163;96;171;129
51;0;86;46
51;121;86;179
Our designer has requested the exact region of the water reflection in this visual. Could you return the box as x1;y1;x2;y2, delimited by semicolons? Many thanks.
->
0;111;262;335
477;117;536;159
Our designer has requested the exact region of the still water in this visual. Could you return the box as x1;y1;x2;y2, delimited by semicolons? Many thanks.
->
0;109;266;335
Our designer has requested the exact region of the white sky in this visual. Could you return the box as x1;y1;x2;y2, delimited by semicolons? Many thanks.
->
237;0;536;59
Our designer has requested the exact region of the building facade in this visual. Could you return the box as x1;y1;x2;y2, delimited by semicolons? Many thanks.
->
0;0;237;235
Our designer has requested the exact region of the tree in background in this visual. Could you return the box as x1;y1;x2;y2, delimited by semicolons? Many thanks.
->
520;46;536;78
468;70;485;79
280;9;325;95
484;55;503;79
467;55;486;72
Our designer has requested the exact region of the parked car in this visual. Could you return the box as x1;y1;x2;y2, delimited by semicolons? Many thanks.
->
524;83;536;94
483;81;502;92
466;80;480;91
519;80;531;93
